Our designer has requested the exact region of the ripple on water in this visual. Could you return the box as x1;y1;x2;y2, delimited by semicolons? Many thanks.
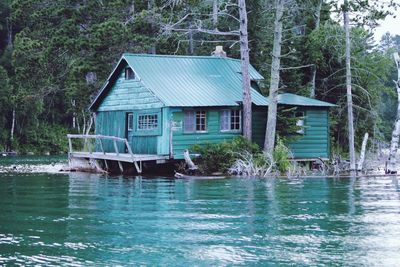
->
0;173;400;266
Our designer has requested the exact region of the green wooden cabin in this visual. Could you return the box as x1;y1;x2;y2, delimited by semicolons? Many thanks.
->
90;53;335;160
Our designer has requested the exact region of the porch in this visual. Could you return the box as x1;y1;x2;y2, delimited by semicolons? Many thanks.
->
67;134;170;174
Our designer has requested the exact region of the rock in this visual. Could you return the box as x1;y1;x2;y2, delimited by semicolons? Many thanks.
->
27;152;34;156
44;152;50;156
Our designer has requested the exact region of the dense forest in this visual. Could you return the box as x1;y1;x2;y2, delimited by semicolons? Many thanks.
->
0;0;399;155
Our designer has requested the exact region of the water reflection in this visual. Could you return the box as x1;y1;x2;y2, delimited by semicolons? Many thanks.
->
0;173;400;265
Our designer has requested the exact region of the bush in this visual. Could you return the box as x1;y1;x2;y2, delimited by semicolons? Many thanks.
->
17;123;69;154
273;137;291;173
190;136;292;176
191;136;260;174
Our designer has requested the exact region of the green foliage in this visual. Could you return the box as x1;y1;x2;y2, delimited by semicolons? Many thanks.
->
192;136;260;174
0;0;398;157
273;137;291;173
276;106;305;140
17;123;68;154
192;136;292;175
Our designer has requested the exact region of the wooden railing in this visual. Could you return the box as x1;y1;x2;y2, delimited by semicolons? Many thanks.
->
67;134;133;155
67;134;142;173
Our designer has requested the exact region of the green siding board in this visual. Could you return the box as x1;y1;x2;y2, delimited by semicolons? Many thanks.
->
95;111;126;152
131;136;158;154
97;69;163;112
95;67;164;154
250;108;330;159
287;109;329;159
172;109;241;158
252;109;267;148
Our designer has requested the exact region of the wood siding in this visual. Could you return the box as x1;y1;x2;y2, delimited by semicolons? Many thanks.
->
98;68;163;111
95;66;164;154
95;111;126;152
287;109;330;159
252;108;330;159
171;109;241;159
252;108;267;148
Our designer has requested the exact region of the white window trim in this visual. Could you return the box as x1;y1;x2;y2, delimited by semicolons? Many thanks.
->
184;110;208;133
127;113;134;131
296;111;305;135
220;109;242;132
137;114;158;131
125;67;135;80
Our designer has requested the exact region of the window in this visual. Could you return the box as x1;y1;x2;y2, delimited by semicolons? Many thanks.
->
125;67;135;80
295;111;305;134
184;110;207;132
220;109;241;131
127;113;133;131
138;114;158;130
196;111;207;131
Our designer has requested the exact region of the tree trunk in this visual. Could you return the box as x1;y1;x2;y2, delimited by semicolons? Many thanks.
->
343;0;356;172
239;0;252;141
188;22;194;55
264;0;284;154
148;0;156;54
6;17;12;48
10;109;15;144
310;0;322;98
212;0;218;28
129;0;135;15
310;66;316;98
388;52;400;173
315;0;322;28
72;99;76;128
357;132;368;172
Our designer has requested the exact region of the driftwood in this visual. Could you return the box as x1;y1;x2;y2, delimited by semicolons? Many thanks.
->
174;172;225;180
357;133;369;172
229;151;275;177
183;149;198;171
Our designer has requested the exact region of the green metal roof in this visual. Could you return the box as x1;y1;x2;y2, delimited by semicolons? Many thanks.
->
277;93;336;107
124;54;267;107
90;54;335;110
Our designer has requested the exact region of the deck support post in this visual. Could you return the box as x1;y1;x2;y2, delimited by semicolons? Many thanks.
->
113;140;119;156
68;137;73;153
169;119;174;159
134;161;142;174
117;161;124;173
99;139;105;155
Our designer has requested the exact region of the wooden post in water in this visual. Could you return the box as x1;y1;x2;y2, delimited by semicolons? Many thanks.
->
169;120;174;159
357;133;369;172
68;137;73;153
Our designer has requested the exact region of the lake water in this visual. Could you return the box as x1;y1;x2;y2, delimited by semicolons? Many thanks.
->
1;159;400;265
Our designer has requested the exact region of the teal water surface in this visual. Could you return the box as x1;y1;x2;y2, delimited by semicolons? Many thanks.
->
1;172;400;266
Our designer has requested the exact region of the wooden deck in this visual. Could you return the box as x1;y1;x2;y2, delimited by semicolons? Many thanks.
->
67;134;170;174
70;151;168;163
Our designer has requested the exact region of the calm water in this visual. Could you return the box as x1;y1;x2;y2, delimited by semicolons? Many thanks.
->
1;171;400;265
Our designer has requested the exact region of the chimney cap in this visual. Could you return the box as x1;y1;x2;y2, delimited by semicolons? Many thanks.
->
211;46;227;57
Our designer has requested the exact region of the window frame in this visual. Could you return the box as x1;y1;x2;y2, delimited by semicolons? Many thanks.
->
137;113;158;131
125;67;135;80
127;112;134;131
184;110;208;133
295;111;305;135
220;109;242;132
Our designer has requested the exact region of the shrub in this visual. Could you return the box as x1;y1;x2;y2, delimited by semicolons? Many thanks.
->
273;137;291;173
191;136;260;174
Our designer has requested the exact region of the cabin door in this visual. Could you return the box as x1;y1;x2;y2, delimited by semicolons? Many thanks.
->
126;112;134;152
